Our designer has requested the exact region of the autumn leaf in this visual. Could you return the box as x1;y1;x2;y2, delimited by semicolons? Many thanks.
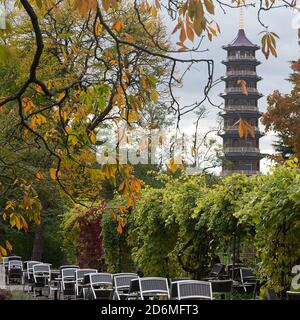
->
112;19;124;33
95;22;103;36
204;0;215;15
150;90;159;102
117;223;123;234
6;240;13;252
49;167;61;180
0;245;7;257
36;171;44;181
237;79;248;95
238;118;255;139
90;131;97;144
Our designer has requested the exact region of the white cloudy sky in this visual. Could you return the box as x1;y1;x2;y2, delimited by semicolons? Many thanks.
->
163;2;299;173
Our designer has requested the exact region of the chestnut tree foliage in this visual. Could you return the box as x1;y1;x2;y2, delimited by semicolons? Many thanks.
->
0;0;298;256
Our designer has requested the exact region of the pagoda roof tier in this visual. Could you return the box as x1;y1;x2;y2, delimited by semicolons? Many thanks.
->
219;111;263;118
224;151;265;159
222;59;261;66
223;29;260;51
221;75;262;82
220;91;263;99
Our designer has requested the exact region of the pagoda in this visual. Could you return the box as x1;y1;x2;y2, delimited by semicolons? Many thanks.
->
219;11;265;175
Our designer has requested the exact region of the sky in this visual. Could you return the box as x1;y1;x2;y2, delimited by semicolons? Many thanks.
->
164;2;299;174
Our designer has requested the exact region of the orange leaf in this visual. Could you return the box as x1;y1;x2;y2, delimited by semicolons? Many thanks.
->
117;224;123;234
113;19;124;33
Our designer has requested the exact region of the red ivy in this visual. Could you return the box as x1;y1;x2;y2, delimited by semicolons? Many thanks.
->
75;203;106;270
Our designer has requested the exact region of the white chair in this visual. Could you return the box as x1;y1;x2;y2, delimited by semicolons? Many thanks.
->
60;268;78;299
8;260;23;285
114;274;139;300
32;264;51;297
138;277;169;300
87;273;113;300
75;269;97;299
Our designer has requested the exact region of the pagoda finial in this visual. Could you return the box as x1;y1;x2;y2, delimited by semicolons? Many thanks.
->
239;6;244;30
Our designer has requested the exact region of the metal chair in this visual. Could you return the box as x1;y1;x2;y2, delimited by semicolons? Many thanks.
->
32;264;51;297
60;268;77;299
114;274;139;300
138;277;169;300
177;280;213;300
240;268;258;297
75;269;97;299
86;273;113;300
8;260;23;285
23;261;41;292
206;263;226;280
210;279;233;299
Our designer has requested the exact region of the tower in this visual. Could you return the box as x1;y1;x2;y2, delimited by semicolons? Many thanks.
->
219;13;264;175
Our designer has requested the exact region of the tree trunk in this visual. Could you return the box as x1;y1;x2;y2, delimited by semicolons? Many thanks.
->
31;194;48;261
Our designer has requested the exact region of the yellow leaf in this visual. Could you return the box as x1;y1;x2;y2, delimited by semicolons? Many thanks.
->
151;6;157;17
6;240;13;252
0;245;7;256
36;171;44;181
95;22;103;36
150;90;159;103
90;131;97;144
2;212;6;221
49;168;57;180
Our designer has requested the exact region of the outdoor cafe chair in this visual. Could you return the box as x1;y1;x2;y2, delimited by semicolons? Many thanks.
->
59;268;78;299
32;263;51;297
176;280;213;300
209;279;233;299
8;260;23;285
85;273;113;300
114;274;139;300
138;277;169;300
75;268;97;299
23;261;41;292
205;263;226;280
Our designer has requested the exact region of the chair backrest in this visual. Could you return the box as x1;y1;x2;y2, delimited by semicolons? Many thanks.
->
210;280;233;294
8;260;23;270
27;261;41;271
61;268;77;279
8;256;21;261
89;273;113;300
113;273;138;278
177;280;213;300
210;263;225;277
75;269;98;281
114;274;139;290
60;265;79;271
139;277;169;300
33;264;51;274
90;273;113;286
33;264;51;283
240;267;255;279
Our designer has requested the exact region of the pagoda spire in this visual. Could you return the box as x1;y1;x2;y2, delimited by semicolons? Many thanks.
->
239;6;245;30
